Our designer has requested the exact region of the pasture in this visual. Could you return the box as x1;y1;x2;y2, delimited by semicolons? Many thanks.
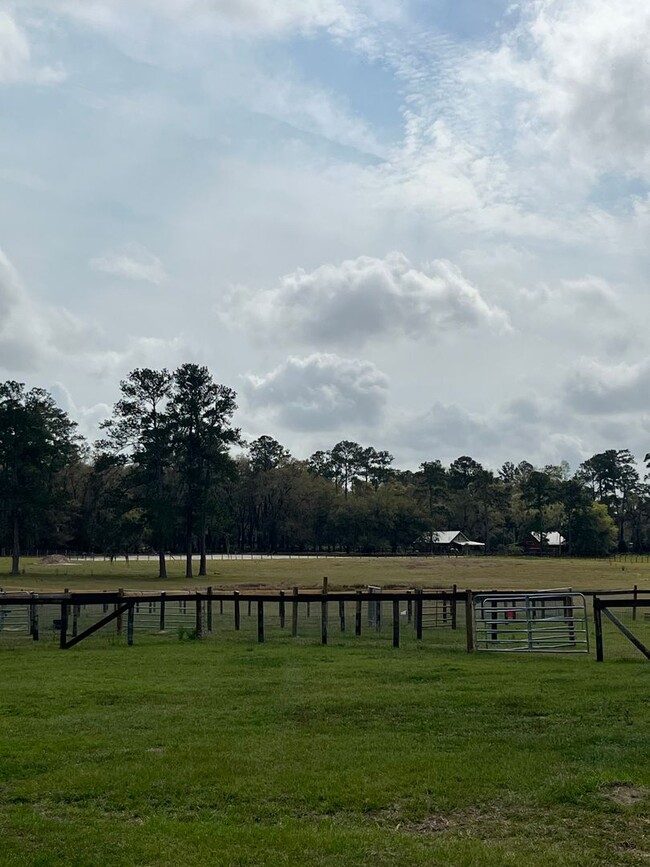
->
1;556;649;865
2;552;650;592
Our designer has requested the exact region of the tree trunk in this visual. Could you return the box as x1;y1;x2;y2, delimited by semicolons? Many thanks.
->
158;549;167;579
11;510;20;576
186;533;193;578
199;529;207;576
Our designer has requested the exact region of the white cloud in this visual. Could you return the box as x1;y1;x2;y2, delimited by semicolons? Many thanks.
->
90;243;167;285
470;0;650;179
564;357;650;415
518;275;624;322
28;0;364;37
242;71;385;157
0;246;184;380
0;9;64;85
244;353;389;431
49;381;111;442
227;252;509;348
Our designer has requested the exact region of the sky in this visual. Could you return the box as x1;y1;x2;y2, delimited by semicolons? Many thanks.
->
0;0;649;471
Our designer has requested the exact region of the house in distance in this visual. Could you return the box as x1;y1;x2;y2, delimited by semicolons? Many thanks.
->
522;531;567;555
419;530;486;555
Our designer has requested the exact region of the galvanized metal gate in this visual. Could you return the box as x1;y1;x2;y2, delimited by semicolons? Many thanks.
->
473;592;589;653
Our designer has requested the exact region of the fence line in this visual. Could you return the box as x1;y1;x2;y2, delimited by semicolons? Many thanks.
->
1;586;648;658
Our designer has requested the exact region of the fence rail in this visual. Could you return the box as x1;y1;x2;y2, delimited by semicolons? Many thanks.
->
1;586;649;659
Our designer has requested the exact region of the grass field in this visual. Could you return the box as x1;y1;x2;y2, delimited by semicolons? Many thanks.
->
2;553;650;592
1;557;649;865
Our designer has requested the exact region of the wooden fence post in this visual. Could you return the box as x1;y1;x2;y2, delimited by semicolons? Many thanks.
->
248;600;252;617
451;583;458;630
116;588;124;635
196;596;203;638
321;579;328;646
30;593;39;641
257;600;264;643
207;587;213;633
292;587;298;637
127;603;134;646
407;591;412;625
60;598;68;649
355;591;362;636
279;591;286;629
159;591;166;631
416;590;423;641
234;591;240;631
594;597;604;662
392;598;400;648
465;589;474;652
633;584;638;621
339;599;345;632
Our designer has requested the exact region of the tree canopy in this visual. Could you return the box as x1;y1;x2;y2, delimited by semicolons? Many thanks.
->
0;370;644;570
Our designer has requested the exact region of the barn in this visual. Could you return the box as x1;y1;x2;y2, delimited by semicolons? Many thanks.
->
522;531;567;555
419;530;485;554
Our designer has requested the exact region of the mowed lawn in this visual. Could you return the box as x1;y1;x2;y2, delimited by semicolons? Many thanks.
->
1;557;649;865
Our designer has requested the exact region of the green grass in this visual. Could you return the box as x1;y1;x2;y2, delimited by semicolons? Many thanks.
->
2;553;650;592
1;624;649;865
1;557;649;864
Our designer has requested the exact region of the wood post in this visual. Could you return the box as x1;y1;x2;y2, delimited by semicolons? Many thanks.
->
392;599;400;648
633;584;638;620
355;591;362;636
159;591;166;631
279;591;285;629
594;597;603;662
291;587;298;637
407;591;413;625
248;600;252;617
451;584;458;630
116;588;124;635
207;586;213;633
321;578;328;645
257;600;264;643
339;599;345;632
416;590;423;641
465;589;474;652
127;603;134;646
196;596;203;638
234;591;240;631
59;599;68;650
376;596;382;633
30;593;38;641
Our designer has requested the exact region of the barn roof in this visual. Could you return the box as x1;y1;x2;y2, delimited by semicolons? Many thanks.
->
431;531;485;547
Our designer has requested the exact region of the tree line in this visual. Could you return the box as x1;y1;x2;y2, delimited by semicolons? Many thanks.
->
2;365;646;576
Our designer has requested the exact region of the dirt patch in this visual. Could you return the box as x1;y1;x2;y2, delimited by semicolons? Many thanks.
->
601;783;649;806
399;815;451;833
39;554;74;566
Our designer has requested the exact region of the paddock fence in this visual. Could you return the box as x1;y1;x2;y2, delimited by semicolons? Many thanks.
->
0;585;649;660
